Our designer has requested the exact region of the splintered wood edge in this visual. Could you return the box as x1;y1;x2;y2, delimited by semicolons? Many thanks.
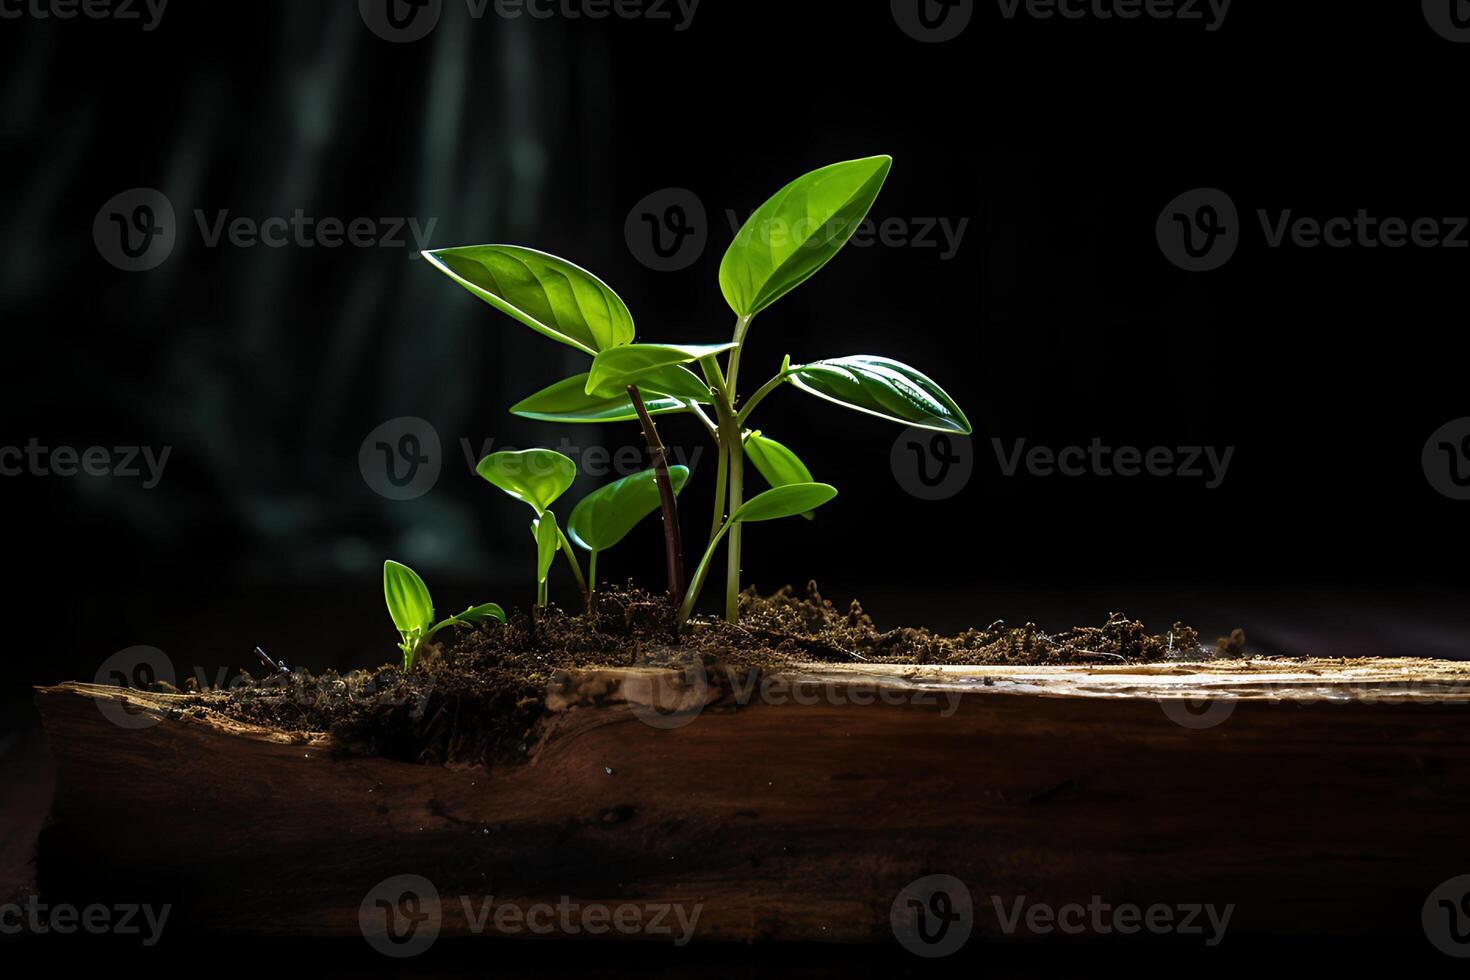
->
36;657;1470;744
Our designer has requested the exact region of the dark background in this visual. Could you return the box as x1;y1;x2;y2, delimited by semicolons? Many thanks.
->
3;0;1469;710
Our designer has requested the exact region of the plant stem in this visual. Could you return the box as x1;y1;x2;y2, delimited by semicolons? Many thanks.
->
628;384;686;604
679;516;734;626
556;528;589;602
725;314;755;397
737;359;793;427
588;550;598;603
718;402;744;623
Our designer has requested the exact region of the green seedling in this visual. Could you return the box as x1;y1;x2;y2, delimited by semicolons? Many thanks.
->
568;465;691;598
426;155;972;627
476;448;587;608
383;560;504;670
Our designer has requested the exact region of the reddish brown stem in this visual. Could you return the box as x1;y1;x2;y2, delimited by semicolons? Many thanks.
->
627;385;685;604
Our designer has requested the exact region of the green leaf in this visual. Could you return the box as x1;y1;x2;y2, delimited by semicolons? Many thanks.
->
786;355;972;434
732;483;838;524
585;343;734;399
455;603;506;625
720;156;892;317
534;513;560;584
743;431;816;520
567;465;691;553
384;560;434;635
477;449;578;515
510;373;688;424
424;245;635;354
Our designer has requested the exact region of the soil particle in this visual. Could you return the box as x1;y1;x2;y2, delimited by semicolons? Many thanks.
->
198;583;1218;770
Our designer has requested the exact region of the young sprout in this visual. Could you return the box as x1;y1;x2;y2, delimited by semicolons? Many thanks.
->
476;448;586;609
567;465;691;599
425;155;973;629
383;560;504;671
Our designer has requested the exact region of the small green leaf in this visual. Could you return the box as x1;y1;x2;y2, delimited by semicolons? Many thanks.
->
424;245;635;354
384;560;434;635
585;343;734;398
567;465;691;553
535;513;560;584
477;449;578;515
720;156;892;317
732;483;838;523
510;373;688;424
786;355;972;434
456;603;506;625
743;431;817;520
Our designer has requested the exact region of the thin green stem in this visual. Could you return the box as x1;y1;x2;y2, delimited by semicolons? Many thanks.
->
718;402;744;623
557;528;589;601
588;550;599;601
686;400;719;441
679;516;734;626
736;362;793;428
725;314;755;400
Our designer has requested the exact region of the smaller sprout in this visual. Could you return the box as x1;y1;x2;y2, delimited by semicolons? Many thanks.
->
383;560;504;671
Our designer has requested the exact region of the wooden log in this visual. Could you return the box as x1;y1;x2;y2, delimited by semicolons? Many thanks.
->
33;659;1470;944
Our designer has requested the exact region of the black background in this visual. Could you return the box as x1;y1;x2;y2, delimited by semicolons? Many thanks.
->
3;1;1468;704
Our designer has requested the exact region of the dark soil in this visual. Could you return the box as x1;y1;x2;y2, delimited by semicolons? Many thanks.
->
188;583;1226;770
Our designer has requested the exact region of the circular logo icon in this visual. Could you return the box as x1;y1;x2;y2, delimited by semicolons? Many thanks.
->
1423;418;1470;501
359;0;443;43
359;417;442;501
625;188;708;272
891;874;973;957
1424;0;1470;42
94;188;176;273
1159;696;1235;730
892;0;974;42
624;657;712;730
891;427;973;501
93;646;177;730
1157;188;1239;272
1424;874;1470;957
360;874;442;957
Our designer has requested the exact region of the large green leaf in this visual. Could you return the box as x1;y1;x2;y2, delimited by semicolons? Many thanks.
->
720;156;892;317
534;514;560;585
383;560;434;635
732;483;838;523
743;431;816;520
585;343;734;399
510;373;688;424
424;245;635;354
477;449;577;515
567;465;691;553
786;356;972;434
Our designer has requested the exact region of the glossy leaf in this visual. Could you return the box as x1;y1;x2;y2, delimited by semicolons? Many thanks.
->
786;356;972;434
585;343;734;399
743;431;816;520
534;514;560;585
510;373;688;424
732;483;838;524
383;560;434;635
567;465;691;553
720;156;892;317
477;449;577;515
455;603;506;625
423;245;634;354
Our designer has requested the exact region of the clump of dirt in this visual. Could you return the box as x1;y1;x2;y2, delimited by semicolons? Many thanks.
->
193;583;1217;770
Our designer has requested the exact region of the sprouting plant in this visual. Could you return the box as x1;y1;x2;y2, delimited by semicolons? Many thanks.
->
475;448;586;609
425;155;972;627
567;465;690;600
383;560;505;670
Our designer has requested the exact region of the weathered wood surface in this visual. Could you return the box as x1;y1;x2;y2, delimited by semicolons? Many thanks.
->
34;659;1470;942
